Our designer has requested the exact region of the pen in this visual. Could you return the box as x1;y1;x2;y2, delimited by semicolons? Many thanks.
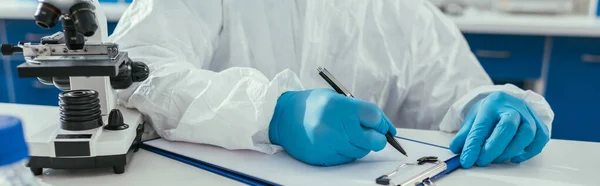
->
317;66;408;157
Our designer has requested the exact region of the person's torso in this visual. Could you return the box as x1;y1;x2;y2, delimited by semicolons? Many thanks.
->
207;0;426;128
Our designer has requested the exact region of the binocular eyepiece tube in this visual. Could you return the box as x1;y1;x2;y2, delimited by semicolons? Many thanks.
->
34;1;99;50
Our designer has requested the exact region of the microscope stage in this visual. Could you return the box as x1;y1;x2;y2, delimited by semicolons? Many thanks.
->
16;52;129;78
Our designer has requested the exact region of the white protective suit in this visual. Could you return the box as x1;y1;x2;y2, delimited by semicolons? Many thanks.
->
108;0;554;154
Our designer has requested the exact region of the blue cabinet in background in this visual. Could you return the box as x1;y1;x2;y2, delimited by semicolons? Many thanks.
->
1;19;119;106
464;34;546;81
9;59;61;105
545;37;600;142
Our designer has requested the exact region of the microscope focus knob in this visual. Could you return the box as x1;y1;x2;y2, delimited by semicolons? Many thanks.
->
111;61;149;89
131;61;149;82
104;109;129;131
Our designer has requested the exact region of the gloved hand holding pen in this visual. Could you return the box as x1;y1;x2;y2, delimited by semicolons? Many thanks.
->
268;89;397;166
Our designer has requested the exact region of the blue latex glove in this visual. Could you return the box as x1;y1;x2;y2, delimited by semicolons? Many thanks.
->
449;92;550;168
269;88;397;166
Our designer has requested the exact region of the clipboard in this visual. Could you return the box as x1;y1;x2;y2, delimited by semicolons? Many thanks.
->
141;136;461;186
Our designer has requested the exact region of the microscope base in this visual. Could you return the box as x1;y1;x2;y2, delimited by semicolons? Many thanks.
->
28;139;140;175
26;107;145;175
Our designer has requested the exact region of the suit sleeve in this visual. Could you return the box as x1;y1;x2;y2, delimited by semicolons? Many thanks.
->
108;0;303;154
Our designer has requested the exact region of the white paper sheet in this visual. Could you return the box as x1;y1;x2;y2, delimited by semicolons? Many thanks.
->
144;137;457;186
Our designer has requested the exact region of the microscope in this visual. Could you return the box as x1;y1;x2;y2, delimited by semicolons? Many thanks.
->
1;0;149;175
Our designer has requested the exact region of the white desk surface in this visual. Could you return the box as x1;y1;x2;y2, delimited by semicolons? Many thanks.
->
1;103;599;186
2;1;600;37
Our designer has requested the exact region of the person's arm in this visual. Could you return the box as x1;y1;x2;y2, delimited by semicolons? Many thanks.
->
108;0;303;154
400;1;554;133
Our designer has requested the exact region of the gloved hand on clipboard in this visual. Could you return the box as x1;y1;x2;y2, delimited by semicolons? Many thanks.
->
449;92;550;168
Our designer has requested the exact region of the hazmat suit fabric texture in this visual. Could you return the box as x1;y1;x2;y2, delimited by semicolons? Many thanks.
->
108;0;554;155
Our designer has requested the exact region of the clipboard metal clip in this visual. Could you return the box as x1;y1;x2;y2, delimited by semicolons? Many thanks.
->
401;161;445;186
376;156;446;186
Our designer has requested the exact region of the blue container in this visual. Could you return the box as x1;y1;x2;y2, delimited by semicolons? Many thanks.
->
0;115;28;167
0;115;39;186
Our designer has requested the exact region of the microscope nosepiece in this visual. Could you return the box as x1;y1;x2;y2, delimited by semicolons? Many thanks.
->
62;18;85;50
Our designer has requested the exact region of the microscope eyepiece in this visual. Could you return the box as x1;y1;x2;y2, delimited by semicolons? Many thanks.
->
34;2;61;29
70;2;98;37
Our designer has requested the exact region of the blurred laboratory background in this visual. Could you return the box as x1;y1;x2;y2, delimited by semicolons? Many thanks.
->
1;0;599;142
